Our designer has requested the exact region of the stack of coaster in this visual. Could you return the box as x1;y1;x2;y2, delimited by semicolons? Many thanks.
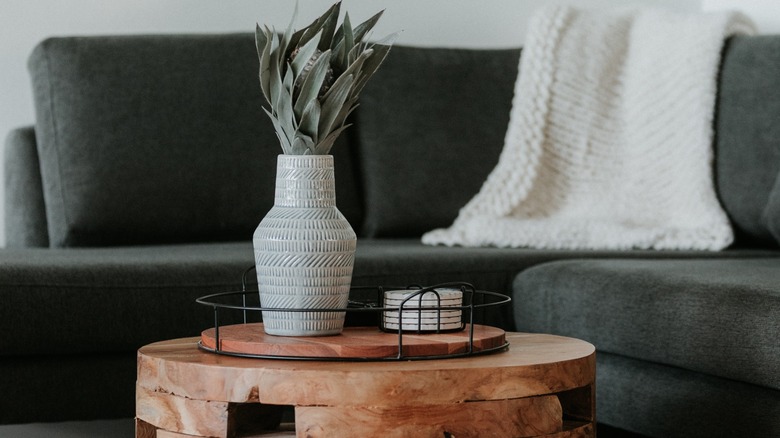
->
383;288;463;332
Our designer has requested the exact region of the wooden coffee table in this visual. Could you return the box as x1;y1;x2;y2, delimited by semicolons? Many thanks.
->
135;331;595;437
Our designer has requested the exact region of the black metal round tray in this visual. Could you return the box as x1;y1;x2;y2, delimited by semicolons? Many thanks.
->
195;266;512;361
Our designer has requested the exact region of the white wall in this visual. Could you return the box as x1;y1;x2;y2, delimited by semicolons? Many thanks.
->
0;0;742;246
703;0;780;33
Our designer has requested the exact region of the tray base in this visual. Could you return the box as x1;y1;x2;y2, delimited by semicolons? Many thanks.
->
200;323;506;360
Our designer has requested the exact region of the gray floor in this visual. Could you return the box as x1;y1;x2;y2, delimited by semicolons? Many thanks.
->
0;418;134;438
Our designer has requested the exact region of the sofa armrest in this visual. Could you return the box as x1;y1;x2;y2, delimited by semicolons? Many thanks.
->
4;126;49;247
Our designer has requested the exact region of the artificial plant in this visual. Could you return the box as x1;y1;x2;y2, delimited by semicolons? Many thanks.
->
256;1;397;155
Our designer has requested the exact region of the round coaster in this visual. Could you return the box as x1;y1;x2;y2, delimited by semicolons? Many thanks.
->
383;314;462;323
384;289;463;307
384;310;461;321
383;321;464;331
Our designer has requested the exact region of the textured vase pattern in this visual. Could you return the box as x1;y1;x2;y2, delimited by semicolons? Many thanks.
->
253;155;356;336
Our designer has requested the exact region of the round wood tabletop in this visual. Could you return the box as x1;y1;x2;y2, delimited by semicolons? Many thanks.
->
136;332;596;438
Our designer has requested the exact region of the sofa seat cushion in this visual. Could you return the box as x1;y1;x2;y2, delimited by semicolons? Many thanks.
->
0;242;255;356
513;258;780;390
353;239;778;287
4;239;777;357
352;240;779;330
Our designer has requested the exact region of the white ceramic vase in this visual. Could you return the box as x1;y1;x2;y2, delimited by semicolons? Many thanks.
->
253;155;357;336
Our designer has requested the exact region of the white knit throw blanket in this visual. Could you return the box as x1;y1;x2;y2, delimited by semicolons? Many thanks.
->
422;6;755;250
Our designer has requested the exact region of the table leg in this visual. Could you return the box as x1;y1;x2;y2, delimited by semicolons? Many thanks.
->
136;384;285;438
135;418;158;438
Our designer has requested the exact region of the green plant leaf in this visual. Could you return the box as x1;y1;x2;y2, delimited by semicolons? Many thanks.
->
337;13;354;71
353;10;384;43
277;1;298;68
290;30;321;79
293;49;331;119
279;65;296;124
268;32;284;109
283;62;295;93
317;1;341;51
298;1;340;51
332;38;345;71
319;73;353;140
323;55;362;104
292;133;315;155
299;98;321;143
314;123;352;155
332;11;344;49
255;25;268;79
263;108;292;154
255;24;268;55
338;47;371;85
256;25;275;104
347;42;364;66
289;27;306;54
329;96;359;139
351;32;398;98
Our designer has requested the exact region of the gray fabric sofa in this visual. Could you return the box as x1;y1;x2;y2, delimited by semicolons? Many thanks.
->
2;33;779;437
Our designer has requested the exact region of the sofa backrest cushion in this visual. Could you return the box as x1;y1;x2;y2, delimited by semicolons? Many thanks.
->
354;46;520;238
715;35;780;247
27;34;362;247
